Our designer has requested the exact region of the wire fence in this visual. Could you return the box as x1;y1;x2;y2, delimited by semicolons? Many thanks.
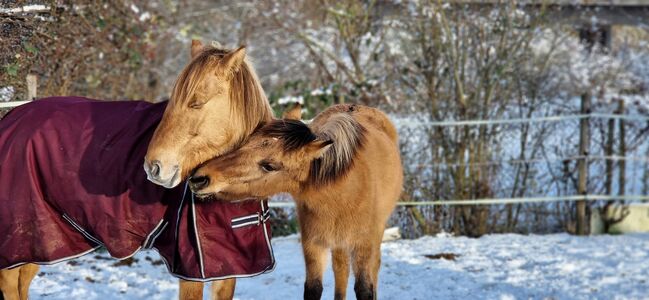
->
396;113;649;127
3;97;648;211
264;113;649;207
268;194;649;208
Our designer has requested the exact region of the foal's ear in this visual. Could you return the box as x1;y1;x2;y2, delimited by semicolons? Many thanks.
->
219;46;246;77
190;39;204;59
305;139;333;159
283;103;302;120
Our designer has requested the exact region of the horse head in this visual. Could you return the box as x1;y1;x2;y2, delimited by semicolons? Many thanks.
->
144;40;272;188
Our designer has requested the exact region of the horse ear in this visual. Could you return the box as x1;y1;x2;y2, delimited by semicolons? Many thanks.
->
191;39;204;59
306;139;333;159
219;46;246;77
283;103;302;120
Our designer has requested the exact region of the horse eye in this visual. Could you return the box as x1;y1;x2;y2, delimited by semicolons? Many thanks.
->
259;161;277;172
189;101;204;109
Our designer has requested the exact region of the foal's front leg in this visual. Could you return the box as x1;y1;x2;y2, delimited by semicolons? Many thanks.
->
332;248;350;300
302;240;327;300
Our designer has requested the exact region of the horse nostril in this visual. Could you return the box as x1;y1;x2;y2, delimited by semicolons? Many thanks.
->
150;160;161;178
189;175;210;191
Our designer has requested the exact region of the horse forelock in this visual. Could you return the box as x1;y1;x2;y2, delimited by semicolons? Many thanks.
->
309;113;366;186
170;47;224;106
228;58;273;144
170;46;273;143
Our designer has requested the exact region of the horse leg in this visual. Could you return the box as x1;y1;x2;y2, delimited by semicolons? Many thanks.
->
351;243;379;300
302;240;327;300
331;248;350;300
17;264;38;300
370;240;382;300
179;279;203;300
370;228;385;299
210;278;236;300
0;266;20;300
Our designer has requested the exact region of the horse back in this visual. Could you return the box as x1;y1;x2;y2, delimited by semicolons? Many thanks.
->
308;103;402;224
311;104;399;144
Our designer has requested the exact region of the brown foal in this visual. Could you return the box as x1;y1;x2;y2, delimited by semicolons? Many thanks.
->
189;104;403;300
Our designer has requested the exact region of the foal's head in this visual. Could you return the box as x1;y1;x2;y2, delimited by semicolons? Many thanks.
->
189;119;332;200
145;40;272;188
189;113;365;201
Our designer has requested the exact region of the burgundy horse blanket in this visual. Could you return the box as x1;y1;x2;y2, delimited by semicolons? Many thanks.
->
0;97;274;281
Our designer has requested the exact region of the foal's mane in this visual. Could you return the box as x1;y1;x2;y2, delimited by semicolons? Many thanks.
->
261;112;366;186
171;46;273;138
260;120;318;152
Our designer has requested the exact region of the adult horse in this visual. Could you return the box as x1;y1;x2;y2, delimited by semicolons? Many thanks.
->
189;104;403;300
144;40;275;299
0;41;274;300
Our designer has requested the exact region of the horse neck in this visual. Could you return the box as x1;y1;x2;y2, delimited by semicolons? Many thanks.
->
294;172;364;214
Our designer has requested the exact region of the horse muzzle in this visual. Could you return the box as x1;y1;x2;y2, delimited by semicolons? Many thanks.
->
144;160;181;188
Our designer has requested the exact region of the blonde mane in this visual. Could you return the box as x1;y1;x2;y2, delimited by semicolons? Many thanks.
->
171;46;273;142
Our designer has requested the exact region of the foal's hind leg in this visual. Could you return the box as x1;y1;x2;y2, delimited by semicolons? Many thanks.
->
351;243;380;300
302;240;327;300
0;266;20;300
210;278;236;300
17;264;38;300
331;248;350;300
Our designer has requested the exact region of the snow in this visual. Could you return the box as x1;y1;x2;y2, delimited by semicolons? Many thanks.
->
0;5;49;14
139;12;151;22
277;95;304;105
28;233;649;299
530;29;649;111
310;87;333;96
0;86;15;102
129;4;140;14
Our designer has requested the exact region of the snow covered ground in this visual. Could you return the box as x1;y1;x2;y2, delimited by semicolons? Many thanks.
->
30;233;649;299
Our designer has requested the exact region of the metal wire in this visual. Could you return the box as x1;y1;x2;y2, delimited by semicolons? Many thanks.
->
425;155;649;168
396;113;649;128
268;194;649;208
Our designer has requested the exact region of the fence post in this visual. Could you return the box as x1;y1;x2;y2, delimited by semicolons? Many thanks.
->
576;92;591;235
618;99;626;200
26;74;37;101
574;23;608;236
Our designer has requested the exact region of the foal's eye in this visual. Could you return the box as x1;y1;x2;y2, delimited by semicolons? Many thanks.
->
259;161;278;172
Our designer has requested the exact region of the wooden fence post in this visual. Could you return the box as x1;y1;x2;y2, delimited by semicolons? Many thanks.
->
576;92;591;235
26;74;37;101
618;100;626;201
574;23;610;236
